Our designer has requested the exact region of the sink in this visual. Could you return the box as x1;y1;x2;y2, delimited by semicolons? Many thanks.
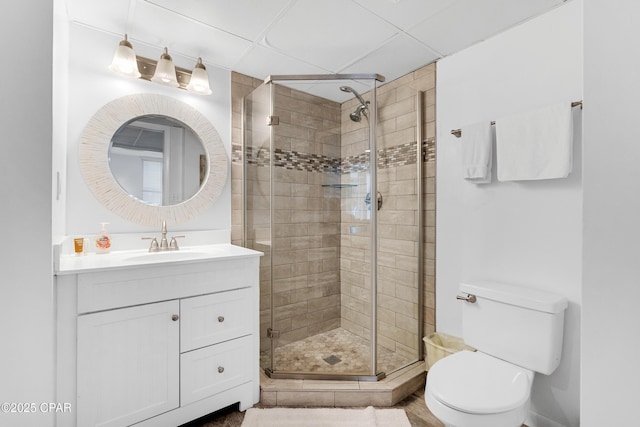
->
123;250;214;263
56;240;262;274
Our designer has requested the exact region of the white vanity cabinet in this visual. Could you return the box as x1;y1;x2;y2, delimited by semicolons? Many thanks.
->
56;249;261;427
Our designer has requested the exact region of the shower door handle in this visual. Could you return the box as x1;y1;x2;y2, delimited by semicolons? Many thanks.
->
365;192;383;210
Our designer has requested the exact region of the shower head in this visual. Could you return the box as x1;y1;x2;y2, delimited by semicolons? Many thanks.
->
349;104;368;122
340;85;368;106
340;85;369;122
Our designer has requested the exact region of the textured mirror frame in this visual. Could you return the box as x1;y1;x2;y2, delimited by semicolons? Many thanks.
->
79;94;228;226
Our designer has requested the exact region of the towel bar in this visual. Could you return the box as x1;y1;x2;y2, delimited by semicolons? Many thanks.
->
450;100;583;138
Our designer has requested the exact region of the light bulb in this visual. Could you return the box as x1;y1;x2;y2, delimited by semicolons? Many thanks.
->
109;34;141;78
186;58;212;95
150;47;179;87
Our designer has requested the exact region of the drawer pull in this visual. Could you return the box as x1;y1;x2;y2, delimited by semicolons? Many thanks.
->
218;316;225;323
218;366;225;374
171;314;179;321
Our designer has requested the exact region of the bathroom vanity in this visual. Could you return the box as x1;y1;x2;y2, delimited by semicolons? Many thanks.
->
55;243;262;427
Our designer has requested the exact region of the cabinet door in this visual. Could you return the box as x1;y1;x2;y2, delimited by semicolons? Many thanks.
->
77;300;180;427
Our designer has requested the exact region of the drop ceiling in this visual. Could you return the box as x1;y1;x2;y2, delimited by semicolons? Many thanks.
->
65;0;569;101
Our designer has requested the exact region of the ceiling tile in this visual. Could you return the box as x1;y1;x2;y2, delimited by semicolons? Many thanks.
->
409;0;567;56
65;0;571;91
143;0;292;41
66;0;132;35
233;45;330;81
263;0;399;71
129;0;253;69
352;0;454;30
340;33;440;82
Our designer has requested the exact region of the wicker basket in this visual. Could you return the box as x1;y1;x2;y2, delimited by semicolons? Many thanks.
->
424;332;475;371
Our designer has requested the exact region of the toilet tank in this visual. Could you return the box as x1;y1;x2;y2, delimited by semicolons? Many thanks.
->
459;281;568;375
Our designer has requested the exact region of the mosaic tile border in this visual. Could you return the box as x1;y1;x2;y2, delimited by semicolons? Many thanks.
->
274;148;341;173
232;138;435;174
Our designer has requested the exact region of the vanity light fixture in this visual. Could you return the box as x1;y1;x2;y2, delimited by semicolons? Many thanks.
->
108;34;141;78
109;36;212;95
186;57;212;95
150;47;180;88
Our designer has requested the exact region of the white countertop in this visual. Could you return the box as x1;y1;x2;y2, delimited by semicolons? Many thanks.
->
55;243;263;275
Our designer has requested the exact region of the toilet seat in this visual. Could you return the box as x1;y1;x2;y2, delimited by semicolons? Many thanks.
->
427;350;533;414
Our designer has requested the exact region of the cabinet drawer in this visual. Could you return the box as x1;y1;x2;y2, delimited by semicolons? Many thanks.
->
180;335;253;406
180;288;252;352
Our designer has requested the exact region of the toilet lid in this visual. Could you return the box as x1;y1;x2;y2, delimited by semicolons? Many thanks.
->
427;350;532;414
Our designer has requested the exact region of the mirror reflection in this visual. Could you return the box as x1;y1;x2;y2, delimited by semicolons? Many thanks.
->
108;115;207;206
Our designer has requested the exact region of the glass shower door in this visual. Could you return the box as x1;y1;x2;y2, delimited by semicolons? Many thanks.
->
374;90;424;375
242;83;273;373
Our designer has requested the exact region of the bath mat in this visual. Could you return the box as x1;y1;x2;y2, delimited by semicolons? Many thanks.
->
240;406;410;426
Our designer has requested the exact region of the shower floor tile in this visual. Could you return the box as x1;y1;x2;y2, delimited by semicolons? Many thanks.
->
261;327;413;375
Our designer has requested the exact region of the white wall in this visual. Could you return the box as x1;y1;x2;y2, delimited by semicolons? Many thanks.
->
582;0;640;424
0;1;54;426
53;0;70;239
435;2;582;426
64;23;231;236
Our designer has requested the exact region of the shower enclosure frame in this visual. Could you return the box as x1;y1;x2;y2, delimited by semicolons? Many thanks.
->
242;73;424;382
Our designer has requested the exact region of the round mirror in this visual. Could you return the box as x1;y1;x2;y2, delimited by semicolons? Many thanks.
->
109;115;206;206
79;94;228;226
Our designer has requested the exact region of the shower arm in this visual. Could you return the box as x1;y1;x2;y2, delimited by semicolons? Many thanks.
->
353;93;368;107
356;103;369;116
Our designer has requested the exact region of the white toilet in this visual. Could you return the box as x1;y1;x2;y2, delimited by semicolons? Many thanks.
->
425;281;567;427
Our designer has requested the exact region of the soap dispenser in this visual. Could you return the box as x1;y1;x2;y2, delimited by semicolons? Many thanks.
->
95;222;112;254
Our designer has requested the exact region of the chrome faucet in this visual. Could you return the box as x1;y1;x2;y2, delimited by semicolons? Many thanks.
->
142;221;185;252
160;221;169;250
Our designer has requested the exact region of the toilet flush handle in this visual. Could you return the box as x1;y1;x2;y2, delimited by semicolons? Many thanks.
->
456;294;477;303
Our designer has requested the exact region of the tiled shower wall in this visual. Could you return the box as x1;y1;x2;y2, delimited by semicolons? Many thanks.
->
268;85;343;346
231;63;436;365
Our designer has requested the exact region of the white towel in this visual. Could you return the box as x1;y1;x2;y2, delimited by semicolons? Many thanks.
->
461;122;493;184
495;102;573;181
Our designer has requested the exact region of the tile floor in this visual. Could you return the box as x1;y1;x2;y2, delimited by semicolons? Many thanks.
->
185;392;528;427
260;328;413;375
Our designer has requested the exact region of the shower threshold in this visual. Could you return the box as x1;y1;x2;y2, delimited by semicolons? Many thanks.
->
264;369;386;382
260;361;426;407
